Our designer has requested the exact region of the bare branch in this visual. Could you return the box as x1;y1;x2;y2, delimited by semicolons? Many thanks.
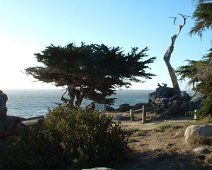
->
164;14;190;93
170;17;177;25
178;13;191;26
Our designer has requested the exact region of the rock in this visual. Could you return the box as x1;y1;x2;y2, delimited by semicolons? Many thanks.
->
149;84;192;115
118;104;131;112
184;124;212;143
165;100;181;115
180;99;190;113
113;114;125;121
0;115;26;139
0;91;26;139
193;146;210;155
149;84;177;102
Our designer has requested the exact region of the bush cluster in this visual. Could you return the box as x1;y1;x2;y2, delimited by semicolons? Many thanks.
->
196;96;212;118
2;107;129;169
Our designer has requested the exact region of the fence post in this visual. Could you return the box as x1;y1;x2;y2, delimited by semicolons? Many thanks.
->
142;105;146;124
130;109;134;121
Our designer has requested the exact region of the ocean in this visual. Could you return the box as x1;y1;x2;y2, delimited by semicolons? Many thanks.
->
3;89;153;118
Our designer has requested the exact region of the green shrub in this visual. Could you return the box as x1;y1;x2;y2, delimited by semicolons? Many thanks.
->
2;107;129;169
196;96;212;118
154;121;173;132
186;96;212;119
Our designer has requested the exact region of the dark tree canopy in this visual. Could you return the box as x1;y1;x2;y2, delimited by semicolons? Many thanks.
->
175;1;212;117
190;0;212;36
177;49;212;117
180;0;212;94
25;43;155;106
177;48;212;95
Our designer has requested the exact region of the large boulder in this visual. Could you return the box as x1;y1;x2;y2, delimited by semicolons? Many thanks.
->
0;116;24;139
149;84;192;115
184;124;212;143
149;84;178;102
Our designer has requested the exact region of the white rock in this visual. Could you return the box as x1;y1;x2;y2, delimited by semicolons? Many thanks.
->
193;146;210;155
184;124;212;143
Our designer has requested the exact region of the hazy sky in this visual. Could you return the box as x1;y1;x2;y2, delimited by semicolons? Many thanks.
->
0;0;211;90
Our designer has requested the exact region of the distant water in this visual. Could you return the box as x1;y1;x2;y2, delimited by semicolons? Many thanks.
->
4;89;153;118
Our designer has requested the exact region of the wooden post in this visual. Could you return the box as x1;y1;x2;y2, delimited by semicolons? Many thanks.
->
130;109;134;121
142;105;146;124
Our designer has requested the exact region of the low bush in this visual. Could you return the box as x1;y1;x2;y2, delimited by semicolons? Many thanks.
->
188;96;212;119
2;107;129;169
196;96;212;118
154;121;173;132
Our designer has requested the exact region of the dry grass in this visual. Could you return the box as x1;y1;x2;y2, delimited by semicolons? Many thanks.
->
184;116;212;127
205;153;212;165
188;135;212;147
118;117;212;169
154;121;173;132
197;116;212;124
109;113;212;169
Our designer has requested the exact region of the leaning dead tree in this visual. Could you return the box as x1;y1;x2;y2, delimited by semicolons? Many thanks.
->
163;14;190;95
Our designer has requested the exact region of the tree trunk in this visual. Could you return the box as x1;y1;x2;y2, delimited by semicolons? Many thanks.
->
75;90;84;107
75;95;83;107
75;88;94;107
163;14;189;95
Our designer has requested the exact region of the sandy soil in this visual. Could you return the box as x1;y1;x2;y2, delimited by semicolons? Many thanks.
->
110;112;212;170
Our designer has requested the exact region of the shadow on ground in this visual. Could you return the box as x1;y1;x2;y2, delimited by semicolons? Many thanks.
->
114;150;210;170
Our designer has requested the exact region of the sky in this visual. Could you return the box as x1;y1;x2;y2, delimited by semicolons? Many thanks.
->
0;0;211;90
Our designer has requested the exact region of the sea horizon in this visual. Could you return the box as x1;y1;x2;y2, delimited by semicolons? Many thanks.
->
3;89;153;118
1;88;156;91
2;88;193;118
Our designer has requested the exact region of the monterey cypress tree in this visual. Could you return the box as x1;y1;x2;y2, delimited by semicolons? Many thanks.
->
26;43;155;106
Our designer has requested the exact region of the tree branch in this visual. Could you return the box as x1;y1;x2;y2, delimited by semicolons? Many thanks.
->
163;14;190;93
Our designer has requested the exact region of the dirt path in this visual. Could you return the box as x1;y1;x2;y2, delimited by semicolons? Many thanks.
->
112;115;211;170
120;114;194;130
